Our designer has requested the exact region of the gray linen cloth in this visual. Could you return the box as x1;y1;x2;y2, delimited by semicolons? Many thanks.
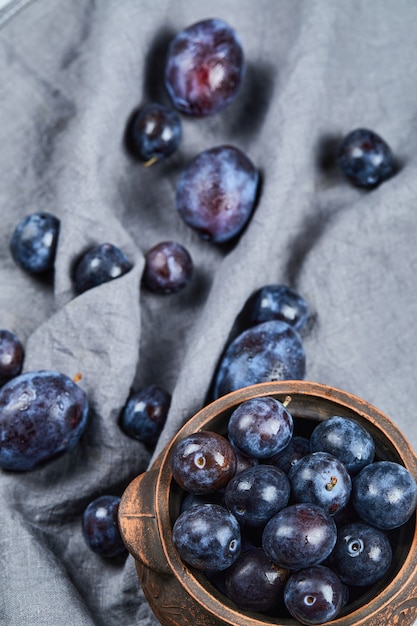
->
1;1;417;624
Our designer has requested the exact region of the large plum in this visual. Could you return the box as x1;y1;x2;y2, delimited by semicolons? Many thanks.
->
0;370;89;471
164;18;245;117
212;320;306;399
176;145;259;244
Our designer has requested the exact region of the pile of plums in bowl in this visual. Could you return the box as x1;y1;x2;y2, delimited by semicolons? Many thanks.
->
118;381;417;626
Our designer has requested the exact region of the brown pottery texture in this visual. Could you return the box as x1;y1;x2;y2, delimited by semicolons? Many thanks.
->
118;380;417;626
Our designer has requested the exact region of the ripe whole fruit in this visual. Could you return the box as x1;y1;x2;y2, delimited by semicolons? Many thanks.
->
213;320;306;399
171;430;237;494
73;242;132;294
82;495;127;558
120;384;171;447
262;503;337;570
0;370;89;471
176;145;259;244
10;212;60;274
143;241;193;294
165;18;245;116
225;464;291;527
337;128;394;188
289;451;352;516
225;547;289;613
310;415;375;474
329;522;392;587
172;503;242;571
128;103;182;164
227;396;293;459
247;284;309;331
284;565;345;625
351;460;417;529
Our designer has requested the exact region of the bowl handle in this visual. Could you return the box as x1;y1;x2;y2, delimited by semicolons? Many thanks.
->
118;469;171;576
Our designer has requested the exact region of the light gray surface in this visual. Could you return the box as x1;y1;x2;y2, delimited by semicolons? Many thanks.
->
1;1;417;624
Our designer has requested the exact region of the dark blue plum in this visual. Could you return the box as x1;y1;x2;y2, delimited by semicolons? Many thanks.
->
171;431;236;494
228;396;293;459
289;451;352;516
213;320;306;399
0;370;89;471
165;18;245;116
73;242;132;294
262;503;337;570
10;212;60;273
225;547;289;613
82;495;127;558
225;464;290;527
129;103;181;164
120;384;171;447
248;284;309;331
0;330;24;386
337;128;395;188
172;503;241;571
330;522;392;587
310;415;375;474
284;565;344;625
268;436;310;474
176;145;259;244
143;241;193;294
352;461;417;530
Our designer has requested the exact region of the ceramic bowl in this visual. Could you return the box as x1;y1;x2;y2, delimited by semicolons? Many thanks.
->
119;380;417;626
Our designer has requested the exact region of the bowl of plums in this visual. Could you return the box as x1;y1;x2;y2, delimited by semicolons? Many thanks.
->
118;380;417;626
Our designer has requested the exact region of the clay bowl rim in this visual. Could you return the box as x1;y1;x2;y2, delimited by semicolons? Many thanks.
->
156;380;417;625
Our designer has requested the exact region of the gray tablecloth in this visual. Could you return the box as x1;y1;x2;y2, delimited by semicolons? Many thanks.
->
1;1;417;624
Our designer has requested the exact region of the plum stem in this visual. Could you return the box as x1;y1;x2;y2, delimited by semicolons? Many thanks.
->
143;156;159;168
